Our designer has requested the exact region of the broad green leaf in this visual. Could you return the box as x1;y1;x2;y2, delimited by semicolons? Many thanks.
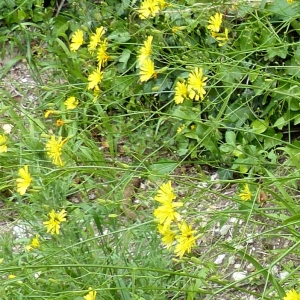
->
274;117;286;129
251;119;269;134
108;29;131;43
225;131;236;146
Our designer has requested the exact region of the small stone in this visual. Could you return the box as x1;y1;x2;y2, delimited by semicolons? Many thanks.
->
279;271;289;280
232;271;247;281
219;224;231;235
214;254;226;265
2;124;13;134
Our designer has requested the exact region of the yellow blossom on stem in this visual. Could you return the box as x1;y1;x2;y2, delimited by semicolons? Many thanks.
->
154;181;176;204
174;80;188;104
70;29;84;52
154;202;182;228
239;184;252;201
212;28;229;47
174;221;197;258
88;26;105;52
283;289;300;300
137;36;153;66
158;224;176;249
207;12;223;33
139;58;156;82
93;85;101;103
16;165;32;195
25;234;40;251
154;181;183;228
177;124;186;133
43;209;67;235
286;0;294;4
84;287;97;300
187;67;208;101
45;135;66;167
64;96;79;110
88;68;103;90
0;134;8;153
97;39;109;68
56;119;65;127
138;0;160;19
44;110;55;118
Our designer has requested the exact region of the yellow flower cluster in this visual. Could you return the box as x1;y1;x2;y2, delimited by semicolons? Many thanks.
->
138;0;167;19
207;12;229;47
174;67;208;104
69;27;109;93
137;36;157;82
154;181;198;258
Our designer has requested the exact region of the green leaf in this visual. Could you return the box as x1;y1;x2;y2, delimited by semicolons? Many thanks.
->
149;159;178;175
108;29;131;43
266;0;299;20
251;119;269;134
274;116;286;129
266;45;289;59
225;131;236;146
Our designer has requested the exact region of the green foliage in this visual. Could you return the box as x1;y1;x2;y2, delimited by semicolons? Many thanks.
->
1;0;300;299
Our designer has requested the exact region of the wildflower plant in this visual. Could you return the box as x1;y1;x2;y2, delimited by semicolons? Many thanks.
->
1;0;300;299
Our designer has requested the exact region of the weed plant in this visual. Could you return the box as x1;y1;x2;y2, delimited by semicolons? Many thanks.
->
0;0;300;299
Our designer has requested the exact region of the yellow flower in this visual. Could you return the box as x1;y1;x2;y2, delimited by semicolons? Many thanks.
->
0;134;8;153
8;274;16;279
286;0;294;3
177;124;186;133
70;29;84;52
154;181;183;228
64;96;79;110
44;110;55;118
154;181;176;204
45;135;66;166
93;85;101;103
16;165;32;195
84;287;97;300
174;221;197;258
154;202;183;228
43;209;67;235
187;67;208;101
56;119;65;127
157;0;167;9
88;68;103;90
212;28;229;46
137;36;153;66
138;0;160;19
158;224;176;249
97;39;109;68
207;12;223;33
239;184;252;201
25;234;40;251
88;26;105;52
283;289;300;300
139;58;156;82
174;80;188;104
